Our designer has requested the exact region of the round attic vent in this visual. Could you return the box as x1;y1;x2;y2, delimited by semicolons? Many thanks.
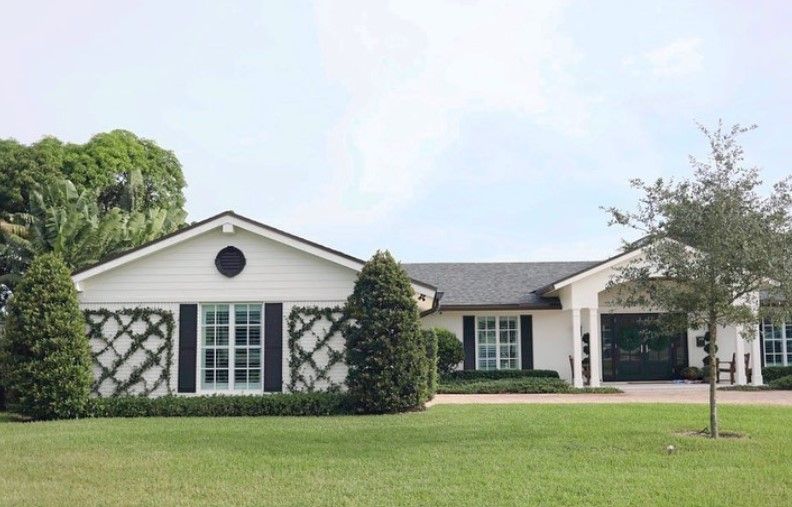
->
215;246;246;277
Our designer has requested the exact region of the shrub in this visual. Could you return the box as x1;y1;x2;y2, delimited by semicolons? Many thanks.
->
768;375;792;391
0;254;92;420
436;377;622;394
680;366;702;381
86;393;353;418
435;328;464;375
344;251;426;414
440;369;560;382
762;366;792;383
421;329;439;401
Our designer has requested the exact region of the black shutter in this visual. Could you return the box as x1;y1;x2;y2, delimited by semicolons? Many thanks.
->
264;303;283;392
520;315;534;370
177;304;198;393
463;315;475;370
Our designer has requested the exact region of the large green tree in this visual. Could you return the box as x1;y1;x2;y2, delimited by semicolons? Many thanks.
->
605;122;792;438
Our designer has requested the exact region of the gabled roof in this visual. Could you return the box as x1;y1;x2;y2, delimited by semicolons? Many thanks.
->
403;261;598;310
72;210;437;295
533;245;645;295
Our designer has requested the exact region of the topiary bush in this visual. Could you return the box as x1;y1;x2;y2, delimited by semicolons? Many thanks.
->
762;366;792;383
768;375;792;391
435;328;464;375
344;251;426;414
680;366;702;381
0;254;92;420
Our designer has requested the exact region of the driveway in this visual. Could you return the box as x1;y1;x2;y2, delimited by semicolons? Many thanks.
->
429;383;792;406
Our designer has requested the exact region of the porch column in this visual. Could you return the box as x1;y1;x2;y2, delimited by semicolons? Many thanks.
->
751;323;764;386
734;327;747;385
587;308;602;387
571;308;583;388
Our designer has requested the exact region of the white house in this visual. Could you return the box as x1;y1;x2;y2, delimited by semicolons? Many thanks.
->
72;211;778;397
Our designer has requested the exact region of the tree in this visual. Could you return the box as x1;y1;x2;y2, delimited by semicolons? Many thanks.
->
605;122;792;438
0;254;93;420
435;328;464;375
344;251;427;413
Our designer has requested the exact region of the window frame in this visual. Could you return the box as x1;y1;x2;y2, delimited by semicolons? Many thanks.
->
762;318;791;367
474;315;521;371
197;302;264;394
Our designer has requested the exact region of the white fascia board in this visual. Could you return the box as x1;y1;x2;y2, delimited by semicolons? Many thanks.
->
548;247;645;293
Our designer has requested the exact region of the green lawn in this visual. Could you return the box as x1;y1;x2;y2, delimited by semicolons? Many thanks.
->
2;404;792;506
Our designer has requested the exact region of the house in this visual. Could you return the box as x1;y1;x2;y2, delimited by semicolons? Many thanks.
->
72;211;778;396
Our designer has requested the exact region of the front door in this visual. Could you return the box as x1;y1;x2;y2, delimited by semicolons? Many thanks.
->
601;313;688;381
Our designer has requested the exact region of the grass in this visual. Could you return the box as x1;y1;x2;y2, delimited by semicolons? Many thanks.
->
2;404;792;506
437;377;623;394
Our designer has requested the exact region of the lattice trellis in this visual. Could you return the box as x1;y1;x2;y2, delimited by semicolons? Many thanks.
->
84;307;175;397
287;306;348;392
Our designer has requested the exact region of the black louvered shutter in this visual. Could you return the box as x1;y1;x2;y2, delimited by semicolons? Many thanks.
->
264;303;283;392
463;315;475;370
520;315;534;370
177;304;198;393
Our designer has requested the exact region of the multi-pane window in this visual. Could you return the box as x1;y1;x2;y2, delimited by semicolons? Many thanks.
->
762;318;792;367
477;316;520;370
202;303;262;392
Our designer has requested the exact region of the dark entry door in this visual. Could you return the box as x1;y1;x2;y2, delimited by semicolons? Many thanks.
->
601;313;687;381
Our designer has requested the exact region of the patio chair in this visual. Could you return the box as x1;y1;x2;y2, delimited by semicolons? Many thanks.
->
715;353;736;384
568;355;590;385
744;353;752;384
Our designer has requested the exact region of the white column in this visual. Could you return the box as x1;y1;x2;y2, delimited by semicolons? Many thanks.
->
735;327;747;385
571;308;583;388
751;324;764;385
588;308;602;387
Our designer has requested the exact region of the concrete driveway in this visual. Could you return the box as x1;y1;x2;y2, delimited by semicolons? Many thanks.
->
429;383;792;406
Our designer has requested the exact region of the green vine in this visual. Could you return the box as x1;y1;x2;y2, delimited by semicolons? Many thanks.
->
84;307;175;397
287;306;348;393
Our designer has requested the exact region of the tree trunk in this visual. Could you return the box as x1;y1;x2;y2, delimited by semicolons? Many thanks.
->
708;320;719;439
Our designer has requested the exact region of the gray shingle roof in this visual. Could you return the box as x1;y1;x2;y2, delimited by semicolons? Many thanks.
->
403;261;599;309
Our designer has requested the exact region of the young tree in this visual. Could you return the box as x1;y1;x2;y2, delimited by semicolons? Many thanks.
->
605;122;792;438
0;254;93;420
344;251;427;413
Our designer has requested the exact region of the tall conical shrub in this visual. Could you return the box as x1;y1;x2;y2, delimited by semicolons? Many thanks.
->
0;254;92;419
344;250;426;413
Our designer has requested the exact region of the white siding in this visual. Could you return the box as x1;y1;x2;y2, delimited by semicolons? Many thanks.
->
77;228;359;304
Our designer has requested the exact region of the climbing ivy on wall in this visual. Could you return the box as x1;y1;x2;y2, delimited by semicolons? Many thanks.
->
287;306;348;393
84;307;175;397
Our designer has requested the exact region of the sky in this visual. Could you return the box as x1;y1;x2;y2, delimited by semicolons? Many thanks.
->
2;1;790;263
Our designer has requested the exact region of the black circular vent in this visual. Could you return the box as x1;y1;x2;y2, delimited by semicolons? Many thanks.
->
215;246;246;277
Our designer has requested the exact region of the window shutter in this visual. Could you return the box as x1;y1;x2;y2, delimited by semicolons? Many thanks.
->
264;303;283;392
177;304;198;393
463;315;475;370
520;315;534;370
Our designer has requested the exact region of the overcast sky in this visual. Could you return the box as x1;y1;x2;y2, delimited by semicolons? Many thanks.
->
3;1;790;263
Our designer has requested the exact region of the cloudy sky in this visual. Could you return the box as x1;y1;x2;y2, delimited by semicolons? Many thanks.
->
3;1;790;262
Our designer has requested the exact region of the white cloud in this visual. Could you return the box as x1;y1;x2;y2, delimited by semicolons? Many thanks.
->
643;37;704;77
295;1;593;226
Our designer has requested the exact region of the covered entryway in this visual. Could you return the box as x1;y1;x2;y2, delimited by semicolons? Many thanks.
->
601;313;687;381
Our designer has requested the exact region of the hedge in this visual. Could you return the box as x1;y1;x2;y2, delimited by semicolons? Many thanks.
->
85;393;354;418
437;377;622;394
768;375;792;391
440;369;560;382
762;366;792;383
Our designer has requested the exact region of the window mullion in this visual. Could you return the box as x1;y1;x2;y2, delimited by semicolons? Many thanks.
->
230;304;236;392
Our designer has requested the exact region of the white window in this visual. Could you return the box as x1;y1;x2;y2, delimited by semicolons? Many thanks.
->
476;316;520;370
201;303;262;392
762;318;792;367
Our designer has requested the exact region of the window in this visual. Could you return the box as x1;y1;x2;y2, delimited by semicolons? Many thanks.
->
476;316;520;370
762;318;792;367
201;303;262;392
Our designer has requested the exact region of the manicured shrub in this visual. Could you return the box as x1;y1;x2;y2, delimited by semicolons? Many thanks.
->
436;377;622;394
440;369;560;382
421;328;439;401
86;393;353;418
344;251;426;414
435;328;464;375
762;366;792;383
768;375;792;391
0;254;92;420
680;366;702;381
